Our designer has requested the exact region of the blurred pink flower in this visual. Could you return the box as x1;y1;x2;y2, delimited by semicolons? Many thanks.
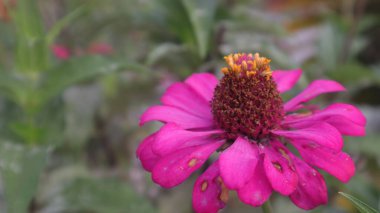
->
137;53;366;212
52;43;113;60
52;44;70;60
87;43;113;55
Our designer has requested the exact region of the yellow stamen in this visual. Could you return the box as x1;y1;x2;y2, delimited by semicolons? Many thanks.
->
242;61;248;70
247;71;256;77
220;52;272;79
221;67;229;74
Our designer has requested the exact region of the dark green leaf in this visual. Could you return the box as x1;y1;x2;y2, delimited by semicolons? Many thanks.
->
0;71;29;105
181;0;217;59
327;62;374;85
339;192;379;213
62;177;155;213
38;56;145;106
10;0;48;73
46;6;86;45
0;142;50;213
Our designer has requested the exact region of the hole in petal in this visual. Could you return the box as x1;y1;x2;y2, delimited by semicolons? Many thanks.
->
201;181;208;192
188;158;198;167
217;177;229;203
272;162;283;172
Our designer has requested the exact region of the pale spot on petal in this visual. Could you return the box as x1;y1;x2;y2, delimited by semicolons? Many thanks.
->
188;158;198;167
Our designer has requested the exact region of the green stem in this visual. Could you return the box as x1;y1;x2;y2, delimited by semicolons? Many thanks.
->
262;200;273;213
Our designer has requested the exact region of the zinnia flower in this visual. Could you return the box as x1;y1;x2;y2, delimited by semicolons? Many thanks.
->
52;44;71;60
137;53;366;212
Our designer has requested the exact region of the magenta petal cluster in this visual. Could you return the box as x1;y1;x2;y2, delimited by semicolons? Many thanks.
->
137;53;366;212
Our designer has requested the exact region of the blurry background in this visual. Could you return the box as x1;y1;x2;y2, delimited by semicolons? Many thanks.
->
0;0;380;212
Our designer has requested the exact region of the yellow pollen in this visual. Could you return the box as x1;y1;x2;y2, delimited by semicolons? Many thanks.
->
242;61;248;70
221;67;229;74
247;71;256;77
201;181;208;192
188;159;198;167
221;52;272;79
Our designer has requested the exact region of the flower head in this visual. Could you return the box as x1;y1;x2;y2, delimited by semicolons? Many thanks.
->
137;53;366;212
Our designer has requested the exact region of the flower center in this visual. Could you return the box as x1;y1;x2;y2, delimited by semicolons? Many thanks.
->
211;53;284;140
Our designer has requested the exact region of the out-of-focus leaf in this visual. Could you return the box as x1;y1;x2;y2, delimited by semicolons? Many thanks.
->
339;192;379;213
327;62;374;85
346;134;380;158
0;142;50;213
318;23;341;70
61;177;155;213
345;174;379;208
350;38;368;60
146;43;186;66
10;0;48;73
159;0;196;51
9;122;46;145
181;0;217;59
46;6;86;45
38;56;145;107
357;15;380;34
0;71;27;104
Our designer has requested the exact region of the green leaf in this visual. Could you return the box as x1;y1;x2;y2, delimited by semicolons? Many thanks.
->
10;0;48;73
9;121;47;145
61;177;155;213
181;0;217;59
327;62;374;85
317;23;341;70
0;142;50;213
38;55;143;107
46;6;86;45
146;43;186;66
346;134;380;159
339;192;379;213
0;71;22;101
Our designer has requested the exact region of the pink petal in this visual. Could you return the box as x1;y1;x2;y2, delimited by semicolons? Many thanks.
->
237;157;273;207
136;133;160;172
219;137;259;189
285;103;366;126
284;103;366;136
291;140;355;183
263;141;298;195
272;69;302;93
193;160;227;213
153;123;222;156
140;105;214;129
161;82;212;118
289;155;328;210
152;141;223;188
272;122;343;152
318;103;366;125
284;80;346;112
326;117;365;136
185;73;218;102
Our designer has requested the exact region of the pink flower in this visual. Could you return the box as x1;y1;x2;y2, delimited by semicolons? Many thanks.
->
137;53;366;212
87;43;113;55
52;44;71;60
52;43;113;60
